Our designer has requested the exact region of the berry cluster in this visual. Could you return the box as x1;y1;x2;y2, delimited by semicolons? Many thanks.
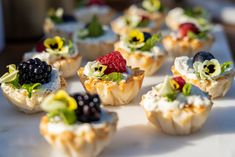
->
73;93;101;122
18;58;52;85
96;51;127;74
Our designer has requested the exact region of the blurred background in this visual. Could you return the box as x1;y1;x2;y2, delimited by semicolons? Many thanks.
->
1;0;235;73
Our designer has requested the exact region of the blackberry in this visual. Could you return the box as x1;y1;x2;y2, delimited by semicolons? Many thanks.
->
143;32;152;42
18;58;52;85
72;93;101;123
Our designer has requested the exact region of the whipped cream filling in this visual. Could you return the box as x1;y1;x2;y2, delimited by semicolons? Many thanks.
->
47;110;114;135
174;56;233;80
55;22;83;33
75;5;111;16
75;26;117;44
142;83;212;112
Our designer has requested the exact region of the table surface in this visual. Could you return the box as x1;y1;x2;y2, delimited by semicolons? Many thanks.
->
0;25;235;157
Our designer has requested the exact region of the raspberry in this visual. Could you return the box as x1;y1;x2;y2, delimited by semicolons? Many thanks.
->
96;51;127;74
88;0;105;6
179;23;200;38
173;76;186;91
35;40;46;52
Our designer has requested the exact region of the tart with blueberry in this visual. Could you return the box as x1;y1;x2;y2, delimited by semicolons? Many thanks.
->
140;76;213;135
0;58;66;113
114;30;166;76
111;13;158;36
74;0;115;25
171;51;235;99
166;7;211;31
40;90;118;157
125;0;165;29
163;22;214;57
73;16;117;60
78;51;145;106
24;36;82;78
44;8;82;39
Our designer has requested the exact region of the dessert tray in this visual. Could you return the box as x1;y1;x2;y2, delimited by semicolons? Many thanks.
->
0;25;235;157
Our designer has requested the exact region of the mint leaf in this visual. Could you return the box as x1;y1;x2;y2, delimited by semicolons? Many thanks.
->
87;15;104;38
137;18;150;27
101;72;124;82
188;31;207;40
22;83;41;98
182;83;191;96
184;7;206;19
140;34;161;51
221;61;232;73
165;93;176;102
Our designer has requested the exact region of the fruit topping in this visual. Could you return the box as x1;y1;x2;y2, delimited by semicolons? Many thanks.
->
96;51;127;74
143;32;152;42
35;40;46;52
0;64;18;84
18;58;52;85
88;0;105;6
62;15;77;23
192;51;215;63
179;23;200;38
170;76;186;91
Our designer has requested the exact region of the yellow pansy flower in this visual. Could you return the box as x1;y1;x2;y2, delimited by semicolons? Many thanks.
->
44;36;64;52
170;79;180;90
128;29;145;44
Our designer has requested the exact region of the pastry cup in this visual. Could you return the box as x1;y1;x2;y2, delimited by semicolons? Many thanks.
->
141;100;213;135
163;35;214;58
171;66;235;99
40;111;118;157
78;67;145;106
114;42;166;76
1;76;66;114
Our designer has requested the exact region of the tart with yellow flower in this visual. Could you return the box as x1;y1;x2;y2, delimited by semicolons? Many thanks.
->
74;0;115;25
111;13;158;36
44;8;82;39
140;76;213;135
115;30;166;76
0;59;66;113
166;7;211;31
125;0;165;29
171;51;235;99
163;22;214;57
24;36;82;78
73;15;117;60
78;51;144;106
40;90;118;157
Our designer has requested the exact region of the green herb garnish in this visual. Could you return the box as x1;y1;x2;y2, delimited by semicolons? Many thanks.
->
22;83;41;98
187;31;208;40
221;61;232;73
184;7;207;19
48;108;77;125
140;34;161;51
101;72;124;82
182;83;191;96
165;93;176;102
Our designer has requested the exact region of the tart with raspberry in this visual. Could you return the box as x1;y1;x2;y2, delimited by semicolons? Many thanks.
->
111;13;158;36
0;58;66;113
24;36;82;78
165;7;211;30
125;0;165;30
114;29;166;76
73;15;117;60
163;23;214;57
44;8;83;39
78;51;145;106
74;0;115;25
171;51;235;99
140;76;213;135
40;90;118;157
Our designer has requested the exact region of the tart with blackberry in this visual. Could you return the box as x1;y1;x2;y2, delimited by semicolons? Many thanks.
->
24;36;82;78
125;0;165;30
78;51;145;106
140;76;213;135
111;13;158;36
44;8;83;39
171;51;235;99
40;90;118;157
74;0;115;25
73;15;117;60
163;22;214;57
166;7;211;31
114;30;166;76
0;58;66;113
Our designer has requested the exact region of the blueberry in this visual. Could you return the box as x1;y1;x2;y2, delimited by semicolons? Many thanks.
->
192;51;215;63
143;32;152;42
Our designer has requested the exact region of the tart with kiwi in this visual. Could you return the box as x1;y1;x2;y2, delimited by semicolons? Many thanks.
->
44;8;82;39
40;90;118;157
171;51;235;99
74;0;115;25
111;13;158;36
114;29;166;76
166;6;211;31
78;51;145;106
140;76;213;135
73;15;117;60
24;36;82;78
0;58;66;113
125;0;165;29
163;22;214;58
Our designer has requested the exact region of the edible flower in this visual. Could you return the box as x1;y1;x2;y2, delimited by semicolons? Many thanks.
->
47;8;64;24
127;30;145;48
142;0;161;12
44;36;70;55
